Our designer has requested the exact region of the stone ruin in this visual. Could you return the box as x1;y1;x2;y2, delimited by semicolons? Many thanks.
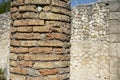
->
0;0;120;80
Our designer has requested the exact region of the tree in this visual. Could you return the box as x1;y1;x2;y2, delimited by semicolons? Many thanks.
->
0;0;10;14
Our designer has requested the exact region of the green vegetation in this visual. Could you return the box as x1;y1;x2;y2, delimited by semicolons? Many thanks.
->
0;68;4;74
0;0;10;14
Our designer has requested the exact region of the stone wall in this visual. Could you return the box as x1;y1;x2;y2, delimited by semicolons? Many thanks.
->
10;0;71;80
71;0;120;80
109;0;120;80
0;12;10;79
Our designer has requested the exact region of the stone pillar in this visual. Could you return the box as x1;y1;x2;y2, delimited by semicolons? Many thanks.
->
10;0;71;80
109;0;120;80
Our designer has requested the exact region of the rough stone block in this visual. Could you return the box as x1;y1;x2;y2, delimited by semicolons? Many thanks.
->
109;34;120;43
19;5;36;12
10;27;17;33
33;61;69;69
110;1;120;12
10;47;29;53
10;53;18;60
22;12;39;18
10;67;27;75
27;68;40;76
11;13;22;19
39;12;70;22
29;47;52;54
39;69;59;76
110;74;119;80
14;33;41;40
17;27;32;32
38;40;63;47
10;7;18;13
18;61;33;67
51;0;69;8
33;26;50;32
11;0;24;6
26;77;42;80
10;74;26;80
13;19;44;26
10;40;20;46
109;20;120;33
25;0;51;5
110;12;120;20
109;43;120;57
43;6;70;15
20;41;37;47
46;33;69;41
19;54;69;61
10;61;17;67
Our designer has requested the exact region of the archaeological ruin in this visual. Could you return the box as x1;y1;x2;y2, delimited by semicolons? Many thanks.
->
0;0;120;80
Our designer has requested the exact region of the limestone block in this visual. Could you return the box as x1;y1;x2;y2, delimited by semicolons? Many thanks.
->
109;34;120;43
110;12;120;20
110;1;120;12
109;43;120;57
109;20;120;33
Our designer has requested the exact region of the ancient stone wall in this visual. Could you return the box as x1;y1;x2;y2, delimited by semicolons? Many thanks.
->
0;12;10;80
71;0;120;80
109;0;120;80
10;0;71;80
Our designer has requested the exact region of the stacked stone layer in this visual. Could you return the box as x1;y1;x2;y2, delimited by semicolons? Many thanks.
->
10;0;71;80
109;0;120;80
71;0;120;80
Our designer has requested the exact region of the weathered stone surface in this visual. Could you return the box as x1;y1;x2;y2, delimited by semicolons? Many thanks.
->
19;61;33;67
33;26;50;32
46;33;69;41
29;47;52;54
25;0;51;5
14;33;41;40
19;5;36;12
18;54;70;61
109;20;120;33
110;1;120;11
109;34;120;42
17;27;33;32
38;40;63;47
11;13;22;19
22;12;39;18
10;53;18;60
10;47;28;53
10;40;20;46
33;61;69;69
11;0;24;6
110;12;120;20
39;12;70;22
10;67;27;75
39;69;59;76
20;41;37;47
10;74;26;80
10;0;70;79
10;61;17;67
43;6;70;15
27;68;40;76
51;0;70;8
13;19;44;26
10;7;18;13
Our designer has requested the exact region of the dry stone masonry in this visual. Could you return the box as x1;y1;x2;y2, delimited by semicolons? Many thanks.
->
10;0;71;80
0;12;10;80
71;0;120;80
